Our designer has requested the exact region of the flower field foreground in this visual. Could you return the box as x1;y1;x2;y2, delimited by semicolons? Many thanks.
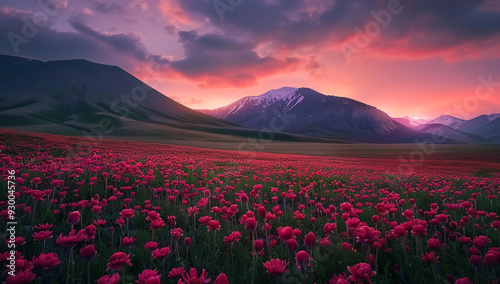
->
1;130;499;283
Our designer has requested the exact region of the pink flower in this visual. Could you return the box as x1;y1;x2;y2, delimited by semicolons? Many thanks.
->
455;277;473;284
263;259;289;277
347;263;376;283
286;239;298;252
32;253;61;269
254;240;264;252
146;211;160;221
12;259;33;271
257;206;267;219
120;209;135;218
94;219;107;227
136;269;161;284
80;245;97;261
422;252;439;263
469;255;482;268
67;211;80;226
411;224;428;236
207;220;221;231
181;268;211;284
223;231;242;245
171;228;184;242
214;273;229;284
35;223;53;230
427;238;441;250
56;230;86;247
144;241;158;250
304;232;316;250
106;252;132;271
391;225;407;238
188;206;199;216
152;247;171;260
4;270;36;284
492;220;500;230
402;209;414;220
293;210;305;220
84;224;97;240
473;235;490;249
97;273;120;284
296;250;310;269
341;242;353;252
319;237;332;248
355;226;380;244
484;252;498;267
323;223;337;235
5;236;26;246
328;273;349;284
33;230;53;241
277;226;295;242
150;219;165;229
340;202;352;212
122;237;136;245
245;218;257;231
198;216;212;225
168;267;185;278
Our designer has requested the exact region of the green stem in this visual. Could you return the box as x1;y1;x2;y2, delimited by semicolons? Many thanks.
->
127;218;130;237
87;261;91;283
66;247;73;284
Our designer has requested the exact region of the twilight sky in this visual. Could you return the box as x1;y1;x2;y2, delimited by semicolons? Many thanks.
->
1;0;500;119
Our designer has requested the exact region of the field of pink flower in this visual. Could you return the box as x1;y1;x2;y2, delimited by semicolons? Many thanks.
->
1;130;499;284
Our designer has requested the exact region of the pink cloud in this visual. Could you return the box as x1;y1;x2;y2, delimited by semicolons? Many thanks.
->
158;0;195;26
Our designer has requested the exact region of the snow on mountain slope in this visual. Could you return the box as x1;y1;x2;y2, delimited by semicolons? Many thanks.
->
393;116;429;127
427;115;465;129
488;113;500;122
200;87;432;143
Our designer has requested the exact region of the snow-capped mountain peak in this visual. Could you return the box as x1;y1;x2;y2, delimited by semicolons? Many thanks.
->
257;87;298;101
199;87;431;143
428;115;465;129
487;113;500;122
208;87;301;119
393;116;429;127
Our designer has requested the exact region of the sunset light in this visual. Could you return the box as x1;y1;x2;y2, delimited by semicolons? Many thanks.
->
1;1;499;118
1;1;500;283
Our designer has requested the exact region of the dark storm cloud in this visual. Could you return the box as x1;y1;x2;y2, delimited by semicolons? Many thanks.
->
168;31;301;89
2;0;500;91
91;1;125;14
0;8;112;62
0;8;167;69
173;0;500;57
69;17;151;61
69;18;170;64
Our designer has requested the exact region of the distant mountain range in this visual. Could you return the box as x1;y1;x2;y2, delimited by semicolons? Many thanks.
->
427;115;465;128
200;87;500;143
0;55;499;144
0;55;231;133
199;87;431;143
401;114;500;142
0;55;331;144
392;116;429;127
